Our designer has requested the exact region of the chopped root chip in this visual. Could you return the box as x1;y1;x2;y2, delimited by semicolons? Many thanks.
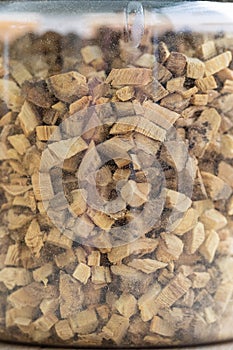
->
73;262;91;284
25;219;44;258
221;134;233;158
92;266;111;285
88;250;101;266
10;61;32;86
150;316;175;337
205;307;218;324
69;95;91;114
81;45;103;64
140;79;168;102
171;208;199;236
96;166;112;187
218;161;233;187
115;293;137;318
185;222;205;254
186;57;205;79
55;249;76;269
33;313;58;332
36;125;59;141
143;100;180;128
1;184;32;196
214;281;233;313
201;171;232;200
138;284;161;322
200;208;227;231
0;268;31;290
160;93;189;113
0;79;23;111
158;41;170;63
205;51;232;76
70;189;87;216
4;244;20;266
87;208;114;231
189;108;221;157
153;273;192;314
128;259;167;274
135;53;155;68
96;305;110;321
33;263;53;285
191;94;208;106
195;76;217;92
47;227;72;250
190;272;210;289
199;230;220;263
165;189;192;213
8;282;56;309
18;101;40;136
165;52;187;76
47;71;88;103
55;320;74;341
156;233;184;263
166;76;185;93
106;68;152;86
108;238;158;264
69;309;98;335
121;180;151;207
40;298;58;315
110;116;166;142
198;40;217;60
116;86;135;101
8;134;31;155
102;314;129;345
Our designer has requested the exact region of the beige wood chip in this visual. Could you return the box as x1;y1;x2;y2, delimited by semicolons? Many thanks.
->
25;219;44;258
185;222;205;254
36;125;60;141
150;316;175;337
200;208;227;231
73;262;91;284
199;230;220;263
47;227;73;249
55;320;74;341
8;134;31;155
153;273;192;314
69;309;98;335
102;314;129;345
156;233;184;263
128;259;167;274
0;267;31;290
195;76;217;92
205;51;232;76
197;40;217;60
106;68;152;86
201;171;232;200
18;101;40;136
186;57;205;79
166;52;187;76
0;79;23;112
116;86;134;101
115;293;137;318
121;180;151;207
47;71;88;103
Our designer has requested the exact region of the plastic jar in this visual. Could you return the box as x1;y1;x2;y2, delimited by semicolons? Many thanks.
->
0;0;233;347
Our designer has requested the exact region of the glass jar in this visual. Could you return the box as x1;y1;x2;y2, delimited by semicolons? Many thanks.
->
1;0;233;347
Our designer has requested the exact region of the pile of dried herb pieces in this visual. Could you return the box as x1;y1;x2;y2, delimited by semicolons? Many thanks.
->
0;26;233;347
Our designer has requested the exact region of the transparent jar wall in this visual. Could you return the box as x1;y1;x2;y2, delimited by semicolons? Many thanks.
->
1;0;233;347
